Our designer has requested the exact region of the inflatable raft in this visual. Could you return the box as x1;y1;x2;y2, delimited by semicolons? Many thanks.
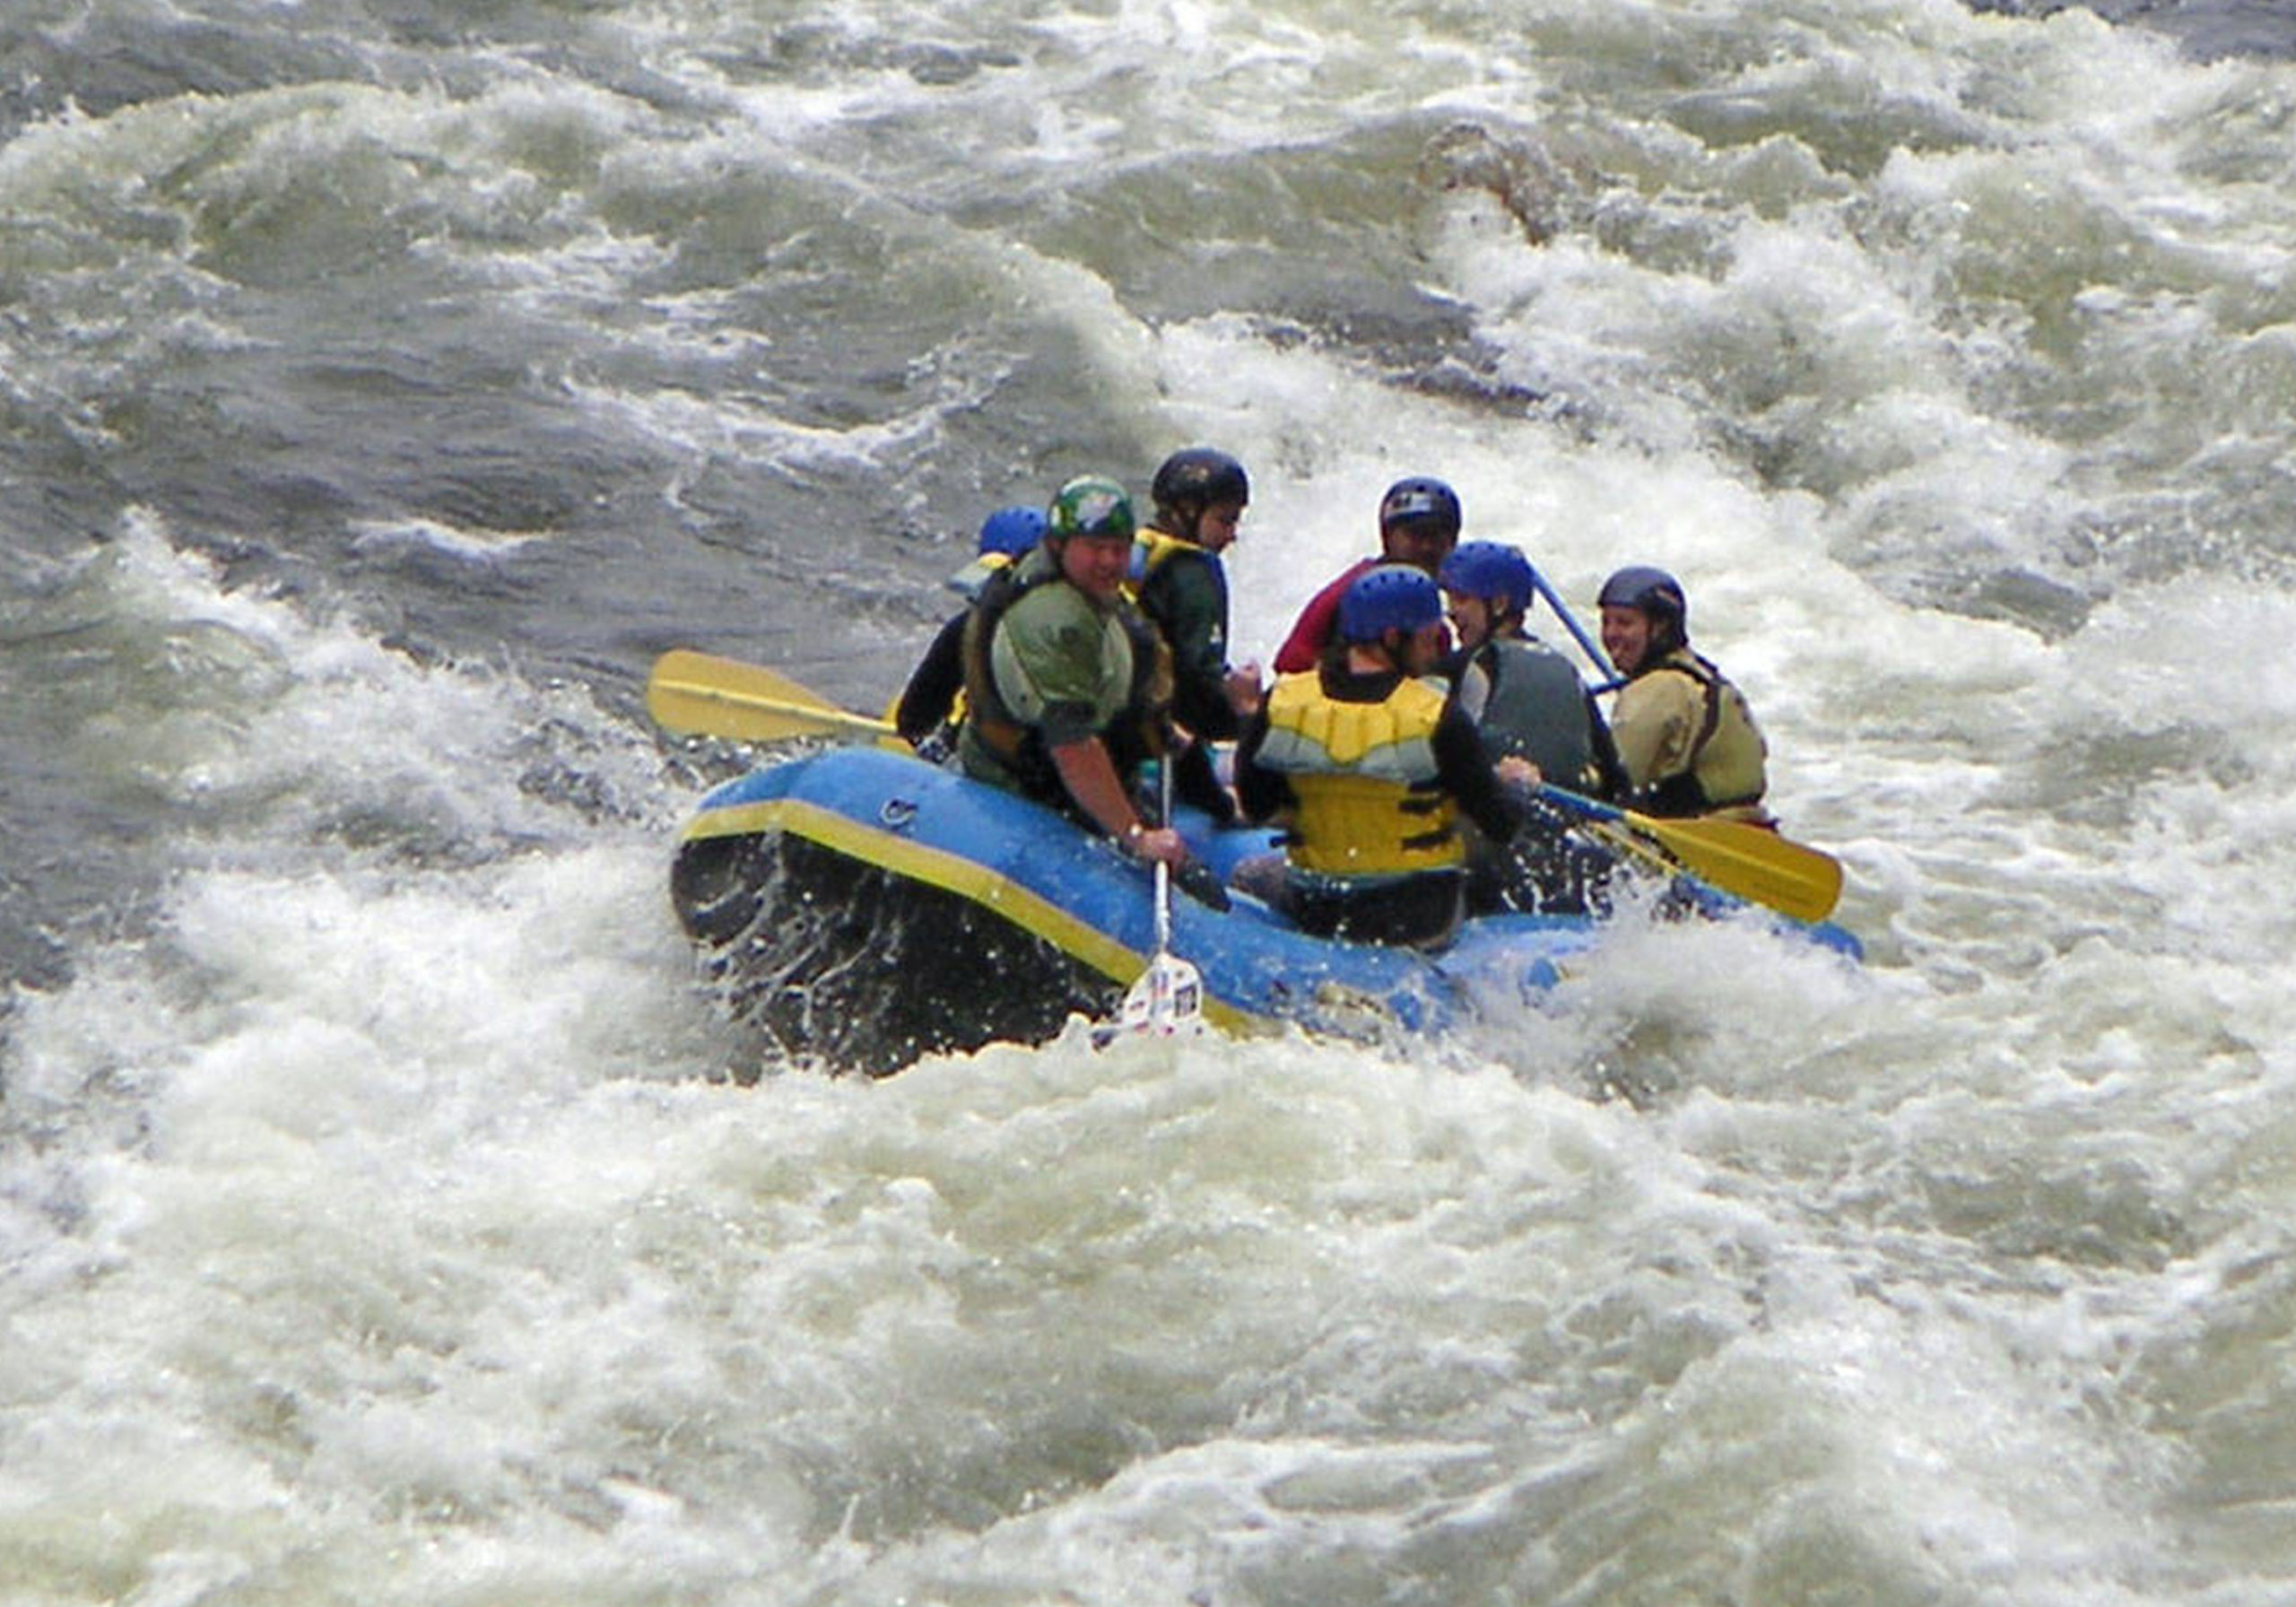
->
668;745;1861;1073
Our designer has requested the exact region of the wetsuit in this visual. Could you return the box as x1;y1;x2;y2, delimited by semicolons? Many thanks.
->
893;611;969;751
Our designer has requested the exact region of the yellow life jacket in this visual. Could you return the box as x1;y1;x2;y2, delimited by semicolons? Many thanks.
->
1126;527;1203;596
1255;671;1462;876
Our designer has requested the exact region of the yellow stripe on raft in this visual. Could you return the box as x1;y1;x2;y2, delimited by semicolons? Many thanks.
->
683;798;1265;1035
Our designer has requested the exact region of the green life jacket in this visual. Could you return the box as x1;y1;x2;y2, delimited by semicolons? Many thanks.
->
1129;527;1236;738
959;548;1164;804
1462;636;1603;793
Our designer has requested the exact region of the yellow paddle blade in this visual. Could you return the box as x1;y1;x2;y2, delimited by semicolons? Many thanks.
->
1624;811;1844;924
1540;786;1845;924
647;650;902;745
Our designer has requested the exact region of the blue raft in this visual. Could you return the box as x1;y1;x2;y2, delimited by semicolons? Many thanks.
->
669;745;1861;1073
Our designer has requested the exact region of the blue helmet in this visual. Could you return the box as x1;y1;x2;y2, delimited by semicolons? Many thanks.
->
976;504;1048;558
1339;564;1444;643
1597;565;1687;638
1378;476;1462;539
1439;540;1537;614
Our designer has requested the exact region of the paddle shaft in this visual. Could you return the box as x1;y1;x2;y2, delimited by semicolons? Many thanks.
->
1153;759;1174;954
1114;755;1208;1037
1531;569;1615;681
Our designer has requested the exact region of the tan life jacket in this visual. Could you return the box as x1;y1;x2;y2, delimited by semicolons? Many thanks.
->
1630;648;1768;818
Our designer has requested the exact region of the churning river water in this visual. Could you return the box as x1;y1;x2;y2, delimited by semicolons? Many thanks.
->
8;0;2296;1602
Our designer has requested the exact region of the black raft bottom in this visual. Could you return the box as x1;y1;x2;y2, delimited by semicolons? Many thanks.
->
671;829;1126;1078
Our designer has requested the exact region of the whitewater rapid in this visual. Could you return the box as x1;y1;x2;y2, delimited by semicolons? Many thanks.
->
10;0;2296;1601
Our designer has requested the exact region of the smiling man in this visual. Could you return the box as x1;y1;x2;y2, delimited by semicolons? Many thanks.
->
956;474;1195;874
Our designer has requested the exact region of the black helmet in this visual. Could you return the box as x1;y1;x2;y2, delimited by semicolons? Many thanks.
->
1378;476;1462;539
1151;447;1249;513
1597;565;1688;642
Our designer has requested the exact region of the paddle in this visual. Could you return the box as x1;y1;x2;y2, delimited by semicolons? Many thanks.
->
1112;760;1206;1038
647;649;905;745
651;644;1230;924
1529;567;1617;682
1538;785;1843;924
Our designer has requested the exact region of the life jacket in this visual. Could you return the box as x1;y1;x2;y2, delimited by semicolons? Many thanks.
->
1130;526;1239;737
898;554;1025;753
959;548;1166;802
1460;636;1602;793
1254;671;1463;876
1628;647;1768;818
1129;528;1230;619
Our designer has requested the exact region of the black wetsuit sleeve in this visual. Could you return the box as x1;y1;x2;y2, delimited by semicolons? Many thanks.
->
1435;703;1523;840
1233;707;1292;823
1584;691;1631;802
893;612;970;743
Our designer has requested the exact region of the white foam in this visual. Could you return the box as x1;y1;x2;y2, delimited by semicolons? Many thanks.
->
10;0;2296;1600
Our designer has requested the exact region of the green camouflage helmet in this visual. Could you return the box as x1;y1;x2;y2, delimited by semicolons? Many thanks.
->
1048;474;1135;542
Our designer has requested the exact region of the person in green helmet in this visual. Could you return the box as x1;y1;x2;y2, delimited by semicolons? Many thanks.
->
958;474;1220;899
